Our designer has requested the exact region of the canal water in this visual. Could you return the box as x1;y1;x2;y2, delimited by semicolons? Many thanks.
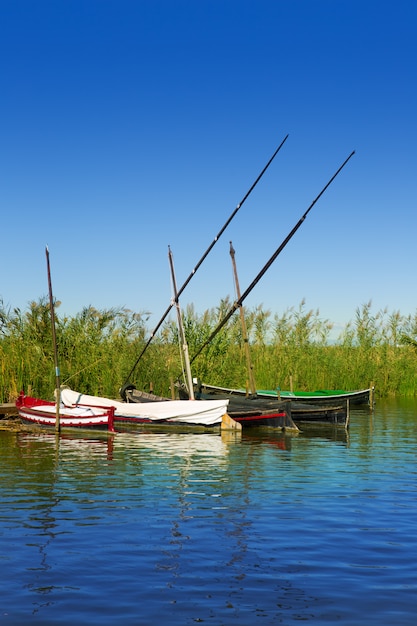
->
0;398;416;625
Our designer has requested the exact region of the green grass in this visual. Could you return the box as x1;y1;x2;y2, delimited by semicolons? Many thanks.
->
1;298;417;403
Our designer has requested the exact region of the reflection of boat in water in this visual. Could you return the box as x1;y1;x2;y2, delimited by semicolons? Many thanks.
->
241;424;348;450
18;431;115;460
297;425;349;445
18;428;237;465
114;431;236;463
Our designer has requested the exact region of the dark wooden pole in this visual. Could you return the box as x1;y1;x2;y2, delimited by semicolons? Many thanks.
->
229;241;257;397
45;246;61;433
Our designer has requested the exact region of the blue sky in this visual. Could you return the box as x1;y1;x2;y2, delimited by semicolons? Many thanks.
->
1;0;416;339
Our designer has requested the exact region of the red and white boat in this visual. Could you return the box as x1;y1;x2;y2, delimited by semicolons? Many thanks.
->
16;392;115;431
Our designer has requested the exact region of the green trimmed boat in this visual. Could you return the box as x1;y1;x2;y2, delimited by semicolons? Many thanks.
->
200;384;374;408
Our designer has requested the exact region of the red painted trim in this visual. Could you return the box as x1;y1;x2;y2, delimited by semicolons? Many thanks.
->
234;411;287;422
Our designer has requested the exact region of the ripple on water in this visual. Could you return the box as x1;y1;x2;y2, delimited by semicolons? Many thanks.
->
0;405;417;625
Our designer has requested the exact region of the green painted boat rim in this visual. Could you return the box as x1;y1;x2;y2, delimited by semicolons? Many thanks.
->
258;389;360;397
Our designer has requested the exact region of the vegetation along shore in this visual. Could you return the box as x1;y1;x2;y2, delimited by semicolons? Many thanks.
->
1;297;417;405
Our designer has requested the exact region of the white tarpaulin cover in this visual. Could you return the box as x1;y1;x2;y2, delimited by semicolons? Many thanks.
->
60;388;229;425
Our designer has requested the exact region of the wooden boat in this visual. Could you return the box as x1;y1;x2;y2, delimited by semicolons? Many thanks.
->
288;401;348;426
255;387;372;406
167;372;350;429
16;392;115;431
183;383;349;428
59;388;233;429
61;387;297;430
198;383;372;407
120;385;297;430
223;405;296;429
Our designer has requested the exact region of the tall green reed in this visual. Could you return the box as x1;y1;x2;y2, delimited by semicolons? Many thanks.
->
2;297;417;403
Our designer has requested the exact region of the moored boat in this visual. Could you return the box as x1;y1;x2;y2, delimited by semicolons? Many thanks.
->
198;382;372;408
120;385;298;430
16;392;115;431
181;383;350;428
59;388;232;430
289;401;348;426
256;387;372;406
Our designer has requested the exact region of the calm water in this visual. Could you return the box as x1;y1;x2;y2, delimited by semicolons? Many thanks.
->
1;399;416;625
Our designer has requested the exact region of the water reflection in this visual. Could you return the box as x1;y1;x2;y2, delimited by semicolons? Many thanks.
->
1;401;417;625
114;430;236;461
242;425;349;450
15;433;64;613
5;432;115;614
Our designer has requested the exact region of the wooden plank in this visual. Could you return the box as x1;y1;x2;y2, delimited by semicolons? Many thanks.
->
0;403;18;416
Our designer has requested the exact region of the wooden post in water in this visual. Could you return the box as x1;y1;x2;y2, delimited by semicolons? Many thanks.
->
369;382;375;409
45;246;61;433
221;413;242;432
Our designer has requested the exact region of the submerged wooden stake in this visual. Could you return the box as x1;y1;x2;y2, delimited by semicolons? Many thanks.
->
369;383;375;409
221;413;242;431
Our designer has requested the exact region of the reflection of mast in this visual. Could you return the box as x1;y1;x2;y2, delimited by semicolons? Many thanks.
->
20;432;115;604
24;433;61;610
168;246;195;400
229;241;257;397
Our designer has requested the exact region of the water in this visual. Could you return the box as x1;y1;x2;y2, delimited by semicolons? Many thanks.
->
1;398;416;625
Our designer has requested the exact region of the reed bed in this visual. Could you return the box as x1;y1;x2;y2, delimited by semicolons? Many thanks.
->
1;298;417;404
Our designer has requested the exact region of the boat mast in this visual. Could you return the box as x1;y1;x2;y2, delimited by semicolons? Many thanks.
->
229;241;257;397
45;246;61;433
168;246;195;400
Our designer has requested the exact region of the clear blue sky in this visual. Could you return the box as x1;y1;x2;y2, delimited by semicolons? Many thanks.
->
1;0;416;338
